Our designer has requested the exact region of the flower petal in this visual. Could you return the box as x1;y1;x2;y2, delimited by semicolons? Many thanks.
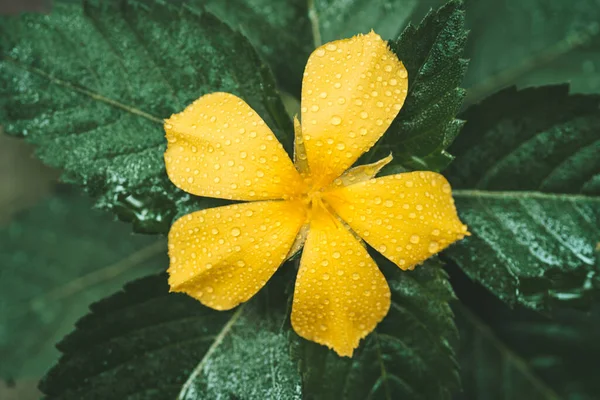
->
323;172;468;270
168;200;307;310
301;31;408;188
328;153;393;188
286;223;310;259
165;93;306;201
291;203;390;357
293;115;309;175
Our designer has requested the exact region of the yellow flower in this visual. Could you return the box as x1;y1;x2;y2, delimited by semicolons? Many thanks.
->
164;31;468;357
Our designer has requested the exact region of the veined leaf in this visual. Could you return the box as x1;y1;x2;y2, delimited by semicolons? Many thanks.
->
453;270;600;400
309;0;418;45
363;0;468;172
444;85;600;311
192;0;313;95
454;305;561;400
39;259;459;399
297;256;460;400
0;0;292;233
0;189;165;379
463;0;600;104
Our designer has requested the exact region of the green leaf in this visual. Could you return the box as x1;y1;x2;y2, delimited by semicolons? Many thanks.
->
0;189;166;380
463;0;600;104
453;272;600;400
39;259;459;399
309;0;418;45
0;0;292;234
192;0;313;95
454;304;561;400
363;0;468;172
297;256;460;400
444;85;600;311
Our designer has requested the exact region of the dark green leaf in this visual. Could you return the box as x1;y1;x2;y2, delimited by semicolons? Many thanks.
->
192;0;313;95
40;259;459;399
297;256;460;400
363;0;468;172
463;0;600;104
0;189;165;380
309;0;418;45
40;270;302;400
444;85;600;311
453;269;600;400
454;305;561;400
0;0;292;234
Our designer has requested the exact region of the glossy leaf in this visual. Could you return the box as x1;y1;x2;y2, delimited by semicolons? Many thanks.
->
362;0;469;172
297;256;460;400
310;0;418;45
193;0;313;95
453;269;600;400
463;0;600;104
0;189;165;380
444;85;600;311
454;305;561;400
39;259;459;399
0;0;292;233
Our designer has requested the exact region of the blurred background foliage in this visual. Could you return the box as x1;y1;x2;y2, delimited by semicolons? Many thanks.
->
1;0;599;399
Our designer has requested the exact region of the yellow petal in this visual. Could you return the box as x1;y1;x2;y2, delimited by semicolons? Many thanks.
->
324;172;468;270
165;92;305;201
300;31;408;188
291;202;390;357
168;200;307;310
328;154;393;188
293;115;309;175
286;223;310;259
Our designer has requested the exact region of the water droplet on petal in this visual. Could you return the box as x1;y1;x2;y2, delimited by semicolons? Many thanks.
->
428;241;439;253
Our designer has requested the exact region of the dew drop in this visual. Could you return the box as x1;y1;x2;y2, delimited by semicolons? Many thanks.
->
428;241;439;253
410;235;420;244
331;115;342;125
